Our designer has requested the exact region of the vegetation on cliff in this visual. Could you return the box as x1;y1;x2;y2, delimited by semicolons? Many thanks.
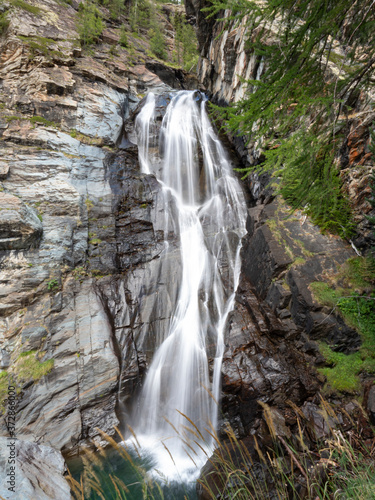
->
67;403;374;500
207;0;375;239
72;0;198;67
308;255;375;394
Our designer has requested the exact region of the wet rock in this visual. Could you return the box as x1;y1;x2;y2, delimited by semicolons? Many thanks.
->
301;402;341;440
220;283;320;438
241;197;361;353
266;407;291;439
0;437;71;500
0;349;10;369
242;224;293;298
0;193;42;250
367;384;375;425
145;61;186;90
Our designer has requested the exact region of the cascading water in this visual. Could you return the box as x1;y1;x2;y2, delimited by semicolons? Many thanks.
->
128;90;247;481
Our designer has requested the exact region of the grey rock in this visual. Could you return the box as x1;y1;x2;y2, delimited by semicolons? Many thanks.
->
0;193;42;250
2;280;120;453
0;437;71;500
0;162;9;180
21;327;48;351
0;349;10;369
301;402;340;440
367;384;375;425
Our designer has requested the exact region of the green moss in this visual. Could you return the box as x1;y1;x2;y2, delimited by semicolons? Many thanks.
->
340;256;375;288
317;344;363;393
15;351;54;383
0;372;10;412
294;257;306;266
10;0;41;15
91;269;104;277
0;11;9;35
72;266;86;280
30;115;58;128
85;197;94;211
18;35;65;61
90;238;102;245
294;239;314;257
69;130;102;145
311;263;375;394
310;281;342;308
5;115;22;122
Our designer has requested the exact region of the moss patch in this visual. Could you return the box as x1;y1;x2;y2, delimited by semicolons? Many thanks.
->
311;257;375;394
0;371;10;412
10;0;41;15
18;35;65;61
14;351;54;384
30;115;58;128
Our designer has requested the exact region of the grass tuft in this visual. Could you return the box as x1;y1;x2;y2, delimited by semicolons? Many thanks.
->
10;0;41;15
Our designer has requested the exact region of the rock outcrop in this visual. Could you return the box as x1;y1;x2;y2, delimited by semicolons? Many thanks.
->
186;0;375;248
0;0;374;498
185;2;375;496
0;0;195;476
0;437;71;500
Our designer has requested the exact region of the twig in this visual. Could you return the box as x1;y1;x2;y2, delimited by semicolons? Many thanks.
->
278;435;309;483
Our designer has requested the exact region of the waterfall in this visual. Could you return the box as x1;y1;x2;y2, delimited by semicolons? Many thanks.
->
128;90;247;481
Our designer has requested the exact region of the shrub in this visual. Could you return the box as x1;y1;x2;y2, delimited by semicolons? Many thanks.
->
77;1;104;46
150;26;167;60
10;0;41;15
47;278;59;291
0;12;9;35
119;23;129;47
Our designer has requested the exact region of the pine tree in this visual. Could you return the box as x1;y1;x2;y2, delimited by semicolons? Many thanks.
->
77;1;104;46
150;25;167;60
205;0;375;237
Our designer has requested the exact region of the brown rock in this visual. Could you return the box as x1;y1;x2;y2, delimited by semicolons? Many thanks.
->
0;162;9;180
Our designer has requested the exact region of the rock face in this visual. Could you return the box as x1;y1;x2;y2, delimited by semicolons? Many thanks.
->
0;193;43;250
185;2;375;496
0;0;195;475
185;0;375;247
0;0;373;498
0;438;71;500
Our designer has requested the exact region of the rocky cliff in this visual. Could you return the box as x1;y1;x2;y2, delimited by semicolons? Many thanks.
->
185;1;375;496
0;0;199;494
0;0;374;498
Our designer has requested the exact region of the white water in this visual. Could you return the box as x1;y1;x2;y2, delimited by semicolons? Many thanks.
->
128;91;247;481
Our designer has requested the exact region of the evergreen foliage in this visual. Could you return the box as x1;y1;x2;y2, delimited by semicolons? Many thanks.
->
0;11;9;35
206;0;375;238
128;0;152;33
98;0;125;20
77;1;104;46
119;23;129;47
150;25;167;60
173;13;198;70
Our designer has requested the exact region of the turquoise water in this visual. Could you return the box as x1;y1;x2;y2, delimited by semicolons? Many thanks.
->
68;446;198;500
